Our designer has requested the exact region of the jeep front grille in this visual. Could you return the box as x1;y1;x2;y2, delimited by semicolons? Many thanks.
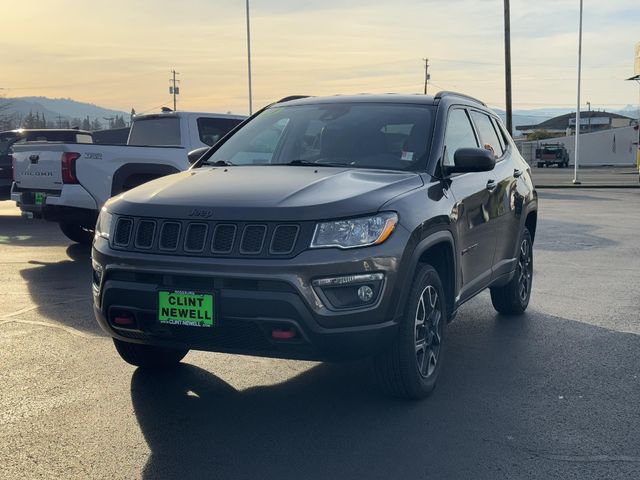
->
114;218;133;247
111;216;309;259
240;225;267;254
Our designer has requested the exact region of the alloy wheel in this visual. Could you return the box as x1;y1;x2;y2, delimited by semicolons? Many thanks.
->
414;285;442;378
517;237;533;302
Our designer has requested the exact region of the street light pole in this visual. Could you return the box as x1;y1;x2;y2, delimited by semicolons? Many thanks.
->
503;0;513;136
245;0;253;115
573;0;583;184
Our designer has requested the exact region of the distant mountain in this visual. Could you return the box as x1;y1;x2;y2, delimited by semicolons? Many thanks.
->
1;96;128;124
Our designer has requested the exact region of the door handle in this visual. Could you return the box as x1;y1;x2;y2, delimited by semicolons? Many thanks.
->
513;169;523;178
486;179;497;192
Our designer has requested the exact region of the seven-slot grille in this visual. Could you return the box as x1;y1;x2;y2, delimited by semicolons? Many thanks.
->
112;216;302;258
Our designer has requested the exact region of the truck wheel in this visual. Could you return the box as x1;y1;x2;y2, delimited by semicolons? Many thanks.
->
58;222;94;245
490;228;533;315
537;162;543;168
113;339;189;369
374;264;447;399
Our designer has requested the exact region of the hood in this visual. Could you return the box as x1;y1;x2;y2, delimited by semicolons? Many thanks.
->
108;166;423;221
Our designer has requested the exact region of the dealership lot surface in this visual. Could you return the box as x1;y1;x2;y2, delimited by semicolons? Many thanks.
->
1;190;639;479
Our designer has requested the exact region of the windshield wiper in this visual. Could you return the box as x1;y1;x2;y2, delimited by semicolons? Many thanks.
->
285;159;352;167
205;159;235;166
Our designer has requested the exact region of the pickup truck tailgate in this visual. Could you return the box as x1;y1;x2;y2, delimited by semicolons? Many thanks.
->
12;144;65;191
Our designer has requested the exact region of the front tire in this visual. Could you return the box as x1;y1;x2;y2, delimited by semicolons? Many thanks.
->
490;228;533;315
58;222;94;245
374;264;447;399
113;339;189;368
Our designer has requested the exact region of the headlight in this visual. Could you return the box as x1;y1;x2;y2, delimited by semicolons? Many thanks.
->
311;212;398;249
95;208;114;240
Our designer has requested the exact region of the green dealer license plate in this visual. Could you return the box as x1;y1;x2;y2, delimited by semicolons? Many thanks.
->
158;291;215;327
34;192;45;205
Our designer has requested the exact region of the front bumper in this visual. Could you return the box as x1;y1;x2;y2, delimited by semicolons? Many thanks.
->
92;230;410;361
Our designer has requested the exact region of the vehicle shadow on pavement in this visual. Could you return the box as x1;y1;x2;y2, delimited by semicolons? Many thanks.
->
19;243;100;334
130;305;640;480
0;210;71;247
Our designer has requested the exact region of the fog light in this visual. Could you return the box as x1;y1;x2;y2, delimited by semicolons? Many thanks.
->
312;273;384;310
357;285;374;302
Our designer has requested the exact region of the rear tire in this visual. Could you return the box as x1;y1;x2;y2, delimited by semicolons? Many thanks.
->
113;339;189;369
59;222;94;245
490;228;533;315
374;264;447;399
537;162;543;168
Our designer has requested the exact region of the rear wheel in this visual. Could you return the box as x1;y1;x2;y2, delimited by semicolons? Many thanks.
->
537;162;543;168
58;222;94;245
374;264;447;399
490;228;533;315
113;339;189;369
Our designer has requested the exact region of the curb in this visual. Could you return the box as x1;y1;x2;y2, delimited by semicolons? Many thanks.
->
536;184;639;189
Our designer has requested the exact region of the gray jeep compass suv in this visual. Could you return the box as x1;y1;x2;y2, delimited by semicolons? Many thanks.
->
92;92;537;398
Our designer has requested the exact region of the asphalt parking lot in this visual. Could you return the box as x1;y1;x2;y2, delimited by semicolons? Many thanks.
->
532;165;639;187
1;189;639;479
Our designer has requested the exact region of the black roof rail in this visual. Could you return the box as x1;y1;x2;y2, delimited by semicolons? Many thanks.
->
275;95;311;103
434;91;486;106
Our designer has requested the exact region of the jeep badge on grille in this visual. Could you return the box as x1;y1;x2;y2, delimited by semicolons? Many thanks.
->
188;208;213;218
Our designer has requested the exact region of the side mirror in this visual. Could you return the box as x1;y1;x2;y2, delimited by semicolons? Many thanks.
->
447;147;496;174
187;147;210;164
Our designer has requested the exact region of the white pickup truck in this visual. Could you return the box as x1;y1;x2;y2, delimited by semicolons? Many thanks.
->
11;111;245;243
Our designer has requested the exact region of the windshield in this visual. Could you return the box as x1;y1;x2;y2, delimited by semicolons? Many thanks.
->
128;117;181;146
203;102;435;171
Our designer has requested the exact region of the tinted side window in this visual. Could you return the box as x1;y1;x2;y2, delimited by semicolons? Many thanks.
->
470;111;504;157
25;131;78;142
496;120;515;150
197;117;243;146
443;108;478;166
490;117;506;152
0;134;17;156
129;117;181;146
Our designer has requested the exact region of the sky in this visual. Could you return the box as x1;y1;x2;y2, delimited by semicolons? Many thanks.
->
1;0;638;115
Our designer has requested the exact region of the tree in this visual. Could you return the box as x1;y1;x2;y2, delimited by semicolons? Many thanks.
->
113;115;126;128
527;130;559;141
0;97;15;130
90;118;102;131
81;116;92;131
23;110;37;129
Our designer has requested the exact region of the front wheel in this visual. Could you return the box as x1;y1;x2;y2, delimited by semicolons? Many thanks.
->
374;264;447;399
490;228;533;315
113;339;189;369
58;222;94;245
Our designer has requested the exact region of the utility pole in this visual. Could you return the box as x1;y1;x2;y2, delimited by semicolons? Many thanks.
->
56;114;63;128
573;0;583;185
503;0;513;136
246;0;253;115
169;70;180;111
423;58;430;95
